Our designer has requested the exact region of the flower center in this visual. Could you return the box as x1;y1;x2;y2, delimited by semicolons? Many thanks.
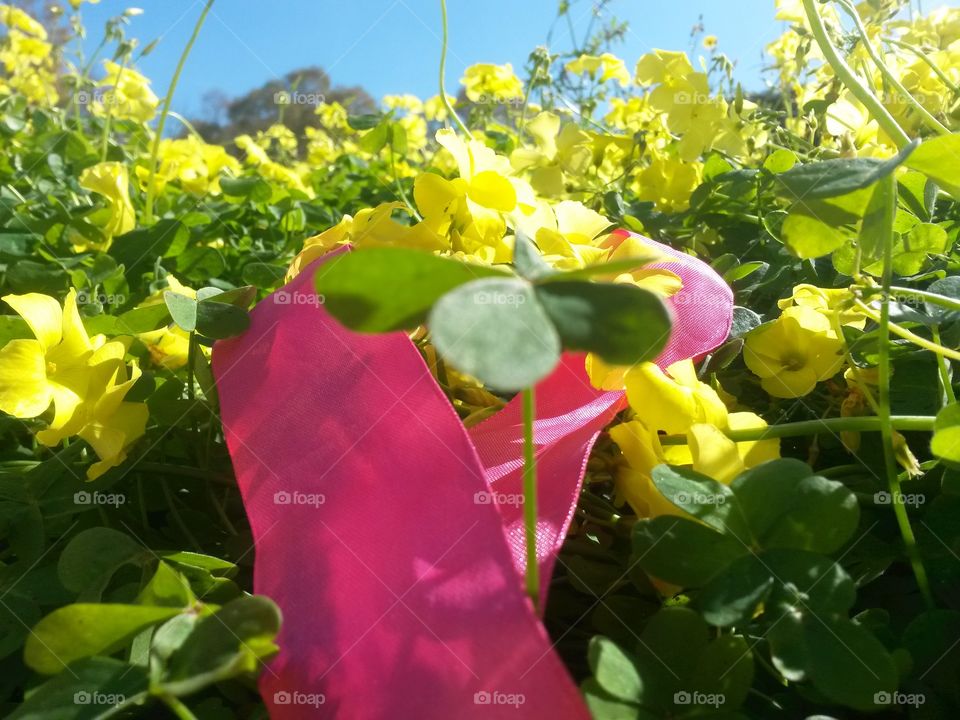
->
46;360;57;376
780;353;806;371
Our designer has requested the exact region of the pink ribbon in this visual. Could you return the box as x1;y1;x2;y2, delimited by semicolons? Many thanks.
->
212;234;732;719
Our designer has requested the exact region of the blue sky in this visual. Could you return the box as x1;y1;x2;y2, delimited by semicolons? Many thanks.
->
77;0;956;120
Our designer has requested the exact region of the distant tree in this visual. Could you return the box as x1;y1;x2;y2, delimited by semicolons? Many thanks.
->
191;66;376;147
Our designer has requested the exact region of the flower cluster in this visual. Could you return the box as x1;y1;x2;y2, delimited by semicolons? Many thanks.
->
0;291;146;479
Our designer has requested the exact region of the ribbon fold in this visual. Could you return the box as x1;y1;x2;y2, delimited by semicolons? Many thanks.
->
213;235;732;719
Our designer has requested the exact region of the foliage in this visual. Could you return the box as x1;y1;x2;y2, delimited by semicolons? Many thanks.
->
0;0;959;717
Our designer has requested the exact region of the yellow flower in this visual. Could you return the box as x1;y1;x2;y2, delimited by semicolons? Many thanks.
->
94;61;158;124
634;149;702;212
460;63;524;103
703;35;718;50
79;162;136;246
565;53;631;86
135;136;240;196
534;201;611;270
777;283;865;329
744;306;845;398
0;290;93;428
36;340;148;481
608;360;779;518
509;113;594;195
0;5;47;39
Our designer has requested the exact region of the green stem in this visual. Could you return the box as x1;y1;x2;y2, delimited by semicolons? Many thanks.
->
854;300;960;361
883;37;960;97
522;387;540;612
438;0;472;139
801;0;911;149
99;56;130;161
143;0;215;223
155;693;199;720
932;325;957;405
658;415;936;445
881;285;960;313
836;0;949;136
875;175;934;608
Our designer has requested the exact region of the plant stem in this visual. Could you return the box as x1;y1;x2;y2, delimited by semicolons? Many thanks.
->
932;325;957;405
880;285;960;313
854;300;960;361
836;0;949;136
143;0;215;223
875;175;934;608
883;37;960;97
521;387;540;613
438;0;473;139
156;693;199;720
99;56;130;161
801;0;911;149
658;415;936;445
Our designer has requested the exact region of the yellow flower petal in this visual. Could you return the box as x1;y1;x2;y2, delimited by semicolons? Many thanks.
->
3;293;62;351
0;339;50;417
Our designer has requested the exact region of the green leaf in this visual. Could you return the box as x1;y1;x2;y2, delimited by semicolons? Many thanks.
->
699;554;776;627
731;459;859;553
9;657;149;720
805;616;898;711
589;637;643;702
195;297;250;339
650;464;751;541
905;132;960;199
137;561;195;608
220;175;272;202
25;604;182;674
781;210;852;259
242;261;287;288
932;403;960;465
632;516;746;587
57;528;147;600
84;303;171;336
690;634;754;709
581;679;647;720
429;277;561;391
347;112;384;130
858;174;896;266
160;595;280;695
534;281;671;365
314;247;508;333
512;231;553;281
163;292;197;333
776;141;917;200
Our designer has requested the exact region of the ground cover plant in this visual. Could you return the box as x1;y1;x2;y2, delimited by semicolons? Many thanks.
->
0;0;959;717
